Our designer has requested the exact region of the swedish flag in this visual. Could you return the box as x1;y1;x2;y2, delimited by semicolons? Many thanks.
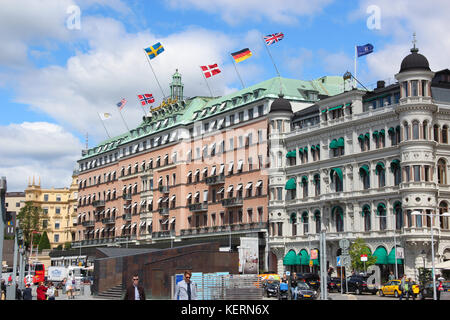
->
145;42;165;60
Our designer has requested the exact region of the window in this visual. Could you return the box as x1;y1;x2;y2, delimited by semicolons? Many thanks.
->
404;166;410;182
55;207;61;214
248;109;254;120
54;234;60;243
421;80;427;96
55;221;60;230
43;220;48;229
402;82;408;97
44;194;49;202
411;80;418;96
239;111;244;122
378;205;387;231
413;121;420;140
438;159;447;184
404;122;410;140
258;105;264;117
443;126;448;144
413;165;421;182
230;114;235;125
56;195;61;202
363;206;371;231
315;211;321;234
302;213;309;234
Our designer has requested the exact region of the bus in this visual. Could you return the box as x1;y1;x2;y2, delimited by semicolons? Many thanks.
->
31;262;45;284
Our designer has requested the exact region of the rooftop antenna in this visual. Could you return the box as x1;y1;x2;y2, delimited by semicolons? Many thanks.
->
411;32;418;53
85;133;89;150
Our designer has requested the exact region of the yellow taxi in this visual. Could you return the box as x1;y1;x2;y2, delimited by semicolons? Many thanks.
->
379;280;420;298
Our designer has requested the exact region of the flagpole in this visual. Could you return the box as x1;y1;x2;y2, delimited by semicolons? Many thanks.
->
199;66;214;97
97;113;112;139
118;108;131;132
230;55;245;89
143;49;167;100
354;46;357;89
262;37;283;95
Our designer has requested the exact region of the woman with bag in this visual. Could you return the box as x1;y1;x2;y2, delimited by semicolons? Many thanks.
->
65;278;74;299
46;282;56;301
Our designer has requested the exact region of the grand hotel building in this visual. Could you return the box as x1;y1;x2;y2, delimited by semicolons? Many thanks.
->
269;47;450;280
73;71;344;270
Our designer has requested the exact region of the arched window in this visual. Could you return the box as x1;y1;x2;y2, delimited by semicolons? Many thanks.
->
376;162;386;188
443;125;448;144
290;213;297;236
278;152;283;168
330;168;343;192
377;203;387;231
302;176;308;198
313;174;320;196
412;121;420;140
359;165;370;190
394;201;403;230
438;159;447;185
302;212;309;234
314;210;321;234
362;205;371;231
332;206;344;232
404;122;410;140
423;121;428;140
434;125;440;142
439;201;449;230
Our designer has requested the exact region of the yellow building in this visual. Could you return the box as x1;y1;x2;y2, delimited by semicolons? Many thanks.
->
25;174;79;249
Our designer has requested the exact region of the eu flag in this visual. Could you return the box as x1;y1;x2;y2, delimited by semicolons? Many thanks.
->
145;42;165;60
357;44;374;57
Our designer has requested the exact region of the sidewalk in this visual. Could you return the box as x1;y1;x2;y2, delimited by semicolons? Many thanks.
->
30;284;111;300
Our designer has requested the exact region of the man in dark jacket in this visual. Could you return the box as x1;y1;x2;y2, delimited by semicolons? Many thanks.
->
22;284;33;300
124;274;146;300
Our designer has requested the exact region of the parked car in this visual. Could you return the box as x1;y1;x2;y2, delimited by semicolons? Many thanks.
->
296;282;317;300
379;280;420;298
342;275;378;295
297;273;320;291
264;280;280;298
328;277;342;293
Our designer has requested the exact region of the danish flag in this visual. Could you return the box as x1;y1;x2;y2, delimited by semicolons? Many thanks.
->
138;94;155;106
201;64;221;78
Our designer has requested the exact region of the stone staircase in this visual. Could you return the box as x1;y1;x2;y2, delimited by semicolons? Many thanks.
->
95;283;123;300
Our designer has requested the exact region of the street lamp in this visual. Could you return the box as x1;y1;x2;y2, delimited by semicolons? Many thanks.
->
411;210;450;301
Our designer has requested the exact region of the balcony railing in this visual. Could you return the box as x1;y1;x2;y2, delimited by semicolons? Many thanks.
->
82;221;95;227
221;197;243;207
122;213;132;221
102;218;116;224
158;186;170;194
122;194;132;200
159;207;169;215
205;174;225;186
188;203;209;213
152;230;175;239
92;200;105;208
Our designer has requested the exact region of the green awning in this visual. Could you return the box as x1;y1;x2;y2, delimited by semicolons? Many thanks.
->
387;247;404;265
388;127;395;135
303;147;309;153
290;212;297;224
301;176;308;185
380;129;386;136
337;137;345;148
390;159;401;172
376;162;385;174
358;134;365;141
286;151;296;158
373;247;388;265
299;249;310;266
285;178;297;190
359;164;369;176
396;126;401;131
361;205;371;216
329;139;338;149
345;103;352;107
377;203;386;215
365;133;370;139
330;168;343;181
373;131;379;138
313;174;320;183
329;105;343;111
284;250;298;266
298;148;304;154
301;212;308;222
332;206;343;218
311;145;316;151
316;144;320;150
321;109;327;113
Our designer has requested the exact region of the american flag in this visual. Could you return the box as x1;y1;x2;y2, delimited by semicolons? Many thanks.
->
138;94;155;106
201;64;221;78
264;32;284;46
117;98;127;111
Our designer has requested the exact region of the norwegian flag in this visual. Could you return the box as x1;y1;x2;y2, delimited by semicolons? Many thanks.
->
201;64;221;78
138;94;155;106
264;32;284;46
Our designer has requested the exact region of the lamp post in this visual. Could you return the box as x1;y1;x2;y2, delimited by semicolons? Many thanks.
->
411;211;450;301
389;214;399;279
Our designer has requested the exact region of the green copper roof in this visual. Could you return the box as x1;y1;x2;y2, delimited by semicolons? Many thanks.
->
81;76;344;160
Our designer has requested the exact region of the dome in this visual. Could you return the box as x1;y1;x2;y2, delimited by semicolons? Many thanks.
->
399;47;431;73
270;94;292;113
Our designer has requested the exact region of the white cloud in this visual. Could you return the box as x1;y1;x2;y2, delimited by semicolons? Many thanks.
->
0;122;83;192
167;0;334;25
353;0;450;81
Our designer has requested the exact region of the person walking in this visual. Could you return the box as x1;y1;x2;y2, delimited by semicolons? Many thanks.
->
290;272;298;300
36;282;48;301
399;275;407;301
407;278;416;300
15;283;23;300
65;277;74;299
22;284;33;300
174;271;197;300
437;279;444;300
124;274;146;300
46;282;56;301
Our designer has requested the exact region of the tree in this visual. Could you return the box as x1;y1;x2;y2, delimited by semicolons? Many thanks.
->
349;238;377;273
17;201;42;248
64;242;72;250
38;231;51;251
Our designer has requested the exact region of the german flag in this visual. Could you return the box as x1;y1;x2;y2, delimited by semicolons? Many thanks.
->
231;48;252;63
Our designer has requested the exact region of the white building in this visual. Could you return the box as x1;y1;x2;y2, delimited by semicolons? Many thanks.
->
268;46;450;281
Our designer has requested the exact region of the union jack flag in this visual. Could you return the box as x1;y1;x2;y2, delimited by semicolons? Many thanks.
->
116;98;127;111
138;94;155;106
264;32;284;46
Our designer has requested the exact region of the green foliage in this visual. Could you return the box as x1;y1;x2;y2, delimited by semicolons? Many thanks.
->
349;238;377;272
38;231;51;251
17;202;42;248
64;242;72;250
418;267;432;286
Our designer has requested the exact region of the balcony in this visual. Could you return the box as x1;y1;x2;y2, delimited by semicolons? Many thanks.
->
82;221;95;227
122;194;132;201
102;218;116;224
221;197;243;208
188;203;209;213
152;230;175;239
159;207;169;215
158;185;170;194
122;213;132;221
92;200;105;208
205;174;225;186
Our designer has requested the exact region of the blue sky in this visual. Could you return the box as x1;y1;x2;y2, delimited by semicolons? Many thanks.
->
0;0;448;191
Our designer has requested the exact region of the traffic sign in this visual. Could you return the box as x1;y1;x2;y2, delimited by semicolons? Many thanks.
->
337;256;342;266
339;239;350;250
361;254;368;262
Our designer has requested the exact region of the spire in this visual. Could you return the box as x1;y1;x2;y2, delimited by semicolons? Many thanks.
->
411;32;419;53
170;69;184;101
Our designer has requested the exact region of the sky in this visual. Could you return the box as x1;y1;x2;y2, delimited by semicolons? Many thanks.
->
0;0;449;192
